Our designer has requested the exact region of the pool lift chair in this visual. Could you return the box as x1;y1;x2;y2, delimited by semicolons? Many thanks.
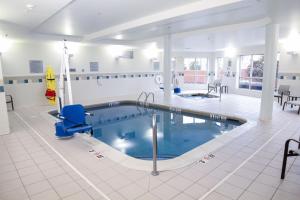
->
281;137;300;179
55;104;94;139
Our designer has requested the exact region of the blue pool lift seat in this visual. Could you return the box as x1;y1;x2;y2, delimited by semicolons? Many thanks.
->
55;104;93;138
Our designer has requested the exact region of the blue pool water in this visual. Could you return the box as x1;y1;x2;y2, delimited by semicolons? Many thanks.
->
86;104;242;160
179;93;218;100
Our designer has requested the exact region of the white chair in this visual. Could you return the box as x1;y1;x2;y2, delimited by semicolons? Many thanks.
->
274;85;290;105
288;86;300;101
283;86;300;114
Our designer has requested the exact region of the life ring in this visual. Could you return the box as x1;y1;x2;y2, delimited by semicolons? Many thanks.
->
154;74;163;85
45;89;56;100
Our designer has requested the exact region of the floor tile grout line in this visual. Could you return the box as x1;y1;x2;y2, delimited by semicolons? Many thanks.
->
233;134;291;200
1;130;31;199
21;107;145;200
12;112;67;199
14;111;112;200
269;130;300;200
14;112;72;200
197;121;292;200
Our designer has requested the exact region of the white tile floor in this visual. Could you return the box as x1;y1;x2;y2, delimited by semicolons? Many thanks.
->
1;92;300;200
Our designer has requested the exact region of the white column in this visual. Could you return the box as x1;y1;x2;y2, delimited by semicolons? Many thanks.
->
163;34;172;101
259;23;279;121
0;54;10;135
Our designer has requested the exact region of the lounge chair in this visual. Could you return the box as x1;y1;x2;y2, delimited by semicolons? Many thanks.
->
286;87;300;108
55;104;93;138
208;79;221;93
281;137;300;179
274;85;290;105
6;95;14;110
282;100;300;114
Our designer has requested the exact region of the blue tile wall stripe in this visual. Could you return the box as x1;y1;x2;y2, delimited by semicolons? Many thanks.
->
0;86;4;92
3;71;300;85
3;72;164;85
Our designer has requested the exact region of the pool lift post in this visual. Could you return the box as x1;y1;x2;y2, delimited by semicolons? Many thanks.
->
58;39;73;112
219;87;222;102
152;113;159;176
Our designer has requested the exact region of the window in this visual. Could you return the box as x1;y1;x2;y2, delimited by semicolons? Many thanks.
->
29;60;43;73
90;62;99;72
183;57;208;84
238;54;264;90
215;57;224;79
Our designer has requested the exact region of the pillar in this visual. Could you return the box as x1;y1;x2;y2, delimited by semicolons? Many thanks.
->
0;54;10;135
259;23;279;121
163;34;172;102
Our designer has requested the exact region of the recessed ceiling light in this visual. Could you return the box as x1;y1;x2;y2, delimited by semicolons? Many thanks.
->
26;4;35;10
115;34;123;40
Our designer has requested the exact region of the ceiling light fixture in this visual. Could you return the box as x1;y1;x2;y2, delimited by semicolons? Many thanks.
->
224;46;237;58
282;30;300;54
114;34;123;40
0;34;12;53
26;4;35;10
143;42;161;59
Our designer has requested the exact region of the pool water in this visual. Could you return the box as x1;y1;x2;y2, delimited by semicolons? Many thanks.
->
179;93;219;100
86;104;242;160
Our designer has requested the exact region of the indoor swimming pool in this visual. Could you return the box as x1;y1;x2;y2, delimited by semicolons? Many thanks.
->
82;102;243;160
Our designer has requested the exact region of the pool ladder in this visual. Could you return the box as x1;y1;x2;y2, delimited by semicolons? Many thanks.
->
137;91;155;106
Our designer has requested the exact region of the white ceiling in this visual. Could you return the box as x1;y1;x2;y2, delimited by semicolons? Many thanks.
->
110;0;266;41
0;0;299;51
0;0;72;29
35;0;204;36
172;27;266;52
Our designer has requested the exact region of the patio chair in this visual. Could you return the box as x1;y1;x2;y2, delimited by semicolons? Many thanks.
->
282;100;300;114
208;79;221;94
55;104;93;138
6;95;14;110
281;137;300;179
274;85;290;105
287;86;300;107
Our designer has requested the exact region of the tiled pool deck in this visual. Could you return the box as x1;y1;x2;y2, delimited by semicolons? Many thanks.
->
1;92;300;200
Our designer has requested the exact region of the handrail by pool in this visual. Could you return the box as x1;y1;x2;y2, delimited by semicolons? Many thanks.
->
151;113;159;176
145;92;155;104
137;91;147;104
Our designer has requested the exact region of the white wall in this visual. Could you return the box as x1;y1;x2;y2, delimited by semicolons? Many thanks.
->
277;46;300;96
0;54;10;135
3;39;300;108
2;40;164;108
279;47;300;73
2;41;163;75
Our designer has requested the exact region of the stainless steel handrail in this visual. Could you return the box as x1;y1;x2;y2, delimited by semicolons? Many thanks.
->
151;114;159;176
145;92;155;104
137;91;147;104
137;91;155;106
